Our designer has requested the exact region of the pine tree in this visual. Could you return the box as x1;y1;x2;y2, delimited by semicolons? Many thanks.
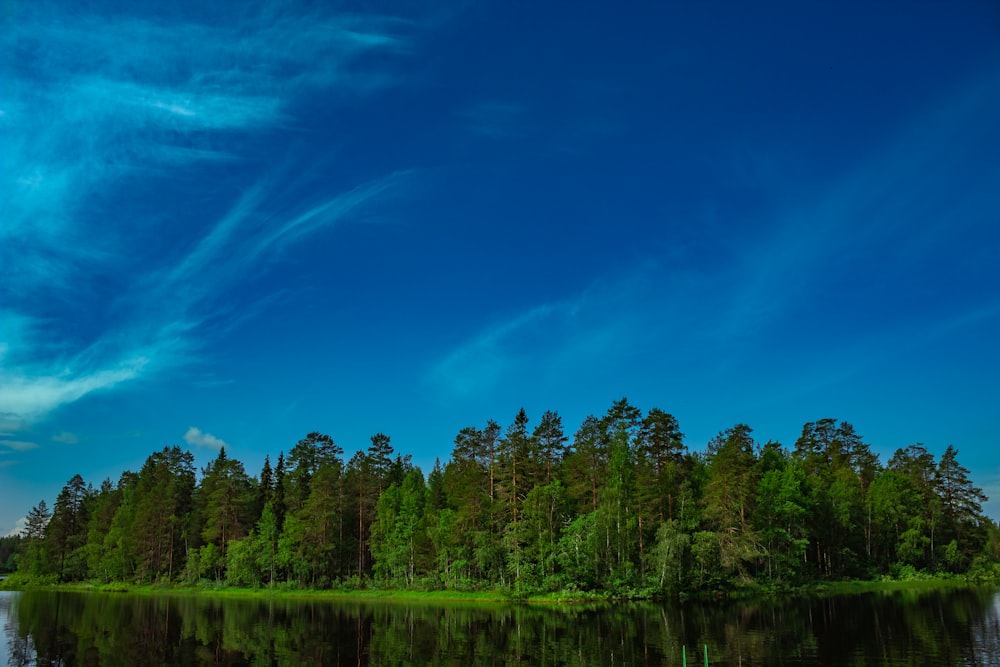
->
533;410;567;486
46;474;90;581
274;452;287;530
499;408;531;584
20;500;52;577
426;458;447;511
199;447;254;565
128;446;196;581
704;424;760;581
368;432;394;495
564;415;609;513
936;445;988;569
287;432;339;512
259;455;274;510
637;408;686;521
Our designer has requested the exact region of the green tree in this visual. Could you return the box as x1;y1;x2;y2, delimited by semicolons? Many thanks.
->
533;410;567;486
518;481;568;589
370;483;403;583
703;424;761;583
555;512;598;590
868;469;922;569
689;530;723;590
793;420;873;577
884;444;940;570
426;508;463;588
426;458;447;512
44;474;91;581
273;451;287;530
370;468;428;586
344;449;374;577
633;407;687;582
25;501;51;540
257;455;274;515
482;420;502;508
199;447;254;567
127;446;196;581
224;536;260;587
651;520;690;595
603;397;642;442
754;443;809;582
637;408;686;522
82;479;123;582
394;469;431;585
498;408;533;585
442;425;491;582
368;432;394;494
286;432;339;513
0;535;21;573
102;480;138;581
293;458;345;585
594;430;639;589
18;500;52;577
253;501;281;586
935;445;988;570
563;415;609;513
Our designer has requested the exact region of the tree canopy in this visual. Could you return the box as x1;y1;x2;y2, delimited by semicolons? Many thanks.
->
9;401;998;596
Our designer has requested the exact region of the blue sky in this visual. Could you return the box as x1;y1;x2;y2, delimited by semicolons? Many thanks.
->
2;1;999;534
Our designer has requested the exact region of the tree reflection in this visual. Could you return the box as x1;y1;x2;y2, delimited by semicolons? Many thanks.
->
2;588;999;665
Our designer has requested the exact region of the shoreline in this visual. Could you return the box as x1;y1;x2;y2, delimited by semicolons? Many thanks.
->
1;575;987;606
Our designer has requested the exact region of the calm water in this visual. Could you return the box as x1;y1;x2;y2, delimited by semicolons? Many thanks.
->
1;587;998;666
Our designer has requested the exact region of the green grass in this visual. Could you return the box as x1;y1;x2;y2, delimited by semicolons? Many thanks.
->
5;572;990;605
806;576;970;596
1;580;610;606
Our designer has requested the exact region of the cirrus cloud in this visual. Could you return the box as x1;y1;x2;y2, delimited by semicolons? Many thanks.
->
0;1;419;432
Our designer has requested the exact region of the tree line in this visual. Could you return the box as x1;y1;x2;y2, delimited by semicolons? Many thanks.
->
10;399;999;596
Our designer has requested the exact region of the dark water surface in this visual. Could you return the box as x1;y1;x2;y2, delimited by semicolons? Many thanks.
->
1;587;998;665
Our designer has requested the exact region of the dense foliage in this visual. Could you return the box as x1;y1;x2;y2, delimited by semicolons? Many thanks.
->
8;401;998;596
0;535;21;572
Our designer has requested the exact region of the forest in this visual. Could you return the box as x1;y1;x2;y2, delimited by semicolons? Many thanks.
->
6;399;999;597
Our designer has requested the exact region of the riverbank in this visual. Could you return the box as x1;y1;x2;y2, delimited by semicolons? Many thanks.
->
2;573;990;606
0;578;611;606
806;577;981;596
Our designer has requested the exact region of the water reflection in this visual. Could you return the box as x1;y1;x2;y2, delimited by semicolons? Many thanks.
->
1;587;998;665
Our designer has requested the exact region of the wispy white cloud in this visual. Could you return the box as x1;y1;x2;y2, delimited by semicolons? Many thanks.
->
0;440;40;453
429;304;557;396
720;67;1000;345
52;432;79;445
184;427;227;450
0;424;23;439
0;358;149;428
426;262;686;398
2;4;411;243
265;173;411;248
0;2;418;430
80;78;286;131
152;169;413;319
427;68;1000;403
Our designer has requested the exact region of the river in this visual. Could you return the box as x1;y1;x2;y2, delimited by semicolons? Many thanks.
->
1;586;998;665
